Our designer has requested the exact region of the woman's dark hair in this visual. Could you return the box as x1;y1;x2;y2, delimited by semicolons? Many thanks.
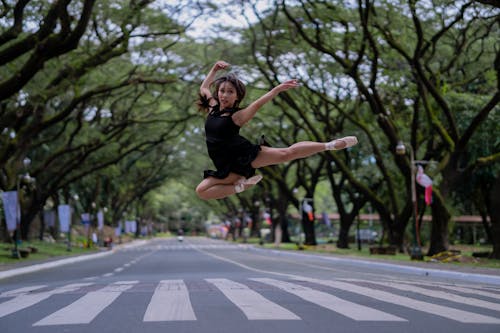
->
197;73;246;112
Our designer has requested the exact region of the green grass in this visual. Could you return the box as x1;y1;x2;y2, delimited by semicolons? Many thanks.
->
0;240;99;266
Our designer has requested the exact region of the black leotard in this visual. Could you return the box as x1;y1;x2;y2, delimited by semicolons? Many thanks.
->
203;105;261;179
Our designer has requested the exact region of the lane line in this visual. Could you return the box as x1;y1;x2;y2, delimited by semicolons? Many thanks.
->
206;278;300;320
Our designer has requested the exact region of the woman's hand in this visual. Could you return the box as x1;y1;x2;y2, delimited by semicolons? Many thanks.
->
214;61;230;72
232;79;300;127
274;79;300;93
200;61;230;103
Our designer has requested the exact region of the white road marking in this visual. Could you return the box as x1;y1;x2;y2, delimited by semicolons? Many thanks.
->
0;283;92;318
143;280;196;321
434;284;500;301
33;281;137;326
0;285;47;298
343;278;500;312
206;278;300;320
251;278;406;321
298;277;500;324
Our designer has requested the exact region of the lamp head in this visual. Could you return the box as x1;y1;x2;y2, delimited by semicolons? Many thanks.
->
395;141;406;155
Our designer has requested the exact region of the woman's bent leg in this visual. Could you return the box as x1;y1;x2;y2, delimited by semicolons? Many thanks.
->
195;173;261;200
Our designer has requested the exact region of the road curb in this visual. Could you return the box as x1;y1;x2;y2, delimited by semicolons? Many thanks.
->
0;239;149;281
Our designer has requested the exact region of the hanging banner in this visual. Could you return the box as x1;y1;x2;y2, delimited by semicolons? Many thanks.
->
125;220;137;234
2;191;19;232
322;211;331;227
97;210;104;230
58;205;71;233
81;213;90;225
44;210;56;228
115;225;122;237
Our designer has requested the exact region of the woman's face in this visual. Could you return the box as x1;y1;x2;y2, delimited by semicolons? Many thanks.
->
217;81;238;110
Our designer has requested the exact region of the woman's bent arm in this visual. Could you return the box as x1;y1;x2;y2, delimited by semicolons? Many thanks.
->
200;61;230;99
232;79;299;127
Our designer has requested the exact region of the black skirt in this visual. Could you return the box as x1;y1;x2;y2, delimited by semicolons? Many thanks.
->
203;135;269;179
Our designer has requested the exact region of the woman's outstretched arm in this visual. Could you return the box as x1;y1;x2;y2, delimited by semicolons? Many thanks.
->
200;61;230;99
232;79;299;127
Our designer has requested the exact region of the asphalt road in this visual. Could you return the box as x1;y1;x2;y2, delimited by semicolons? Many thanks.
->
1;237;500;333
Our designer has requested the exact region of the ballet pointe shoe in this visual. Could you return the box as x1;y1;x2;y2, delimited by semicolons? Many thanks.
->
325;136;358;150
234;175;263;193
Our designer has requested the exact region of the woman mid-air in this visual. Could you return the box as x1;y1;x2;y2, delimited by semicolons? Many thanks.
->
195;61;358;200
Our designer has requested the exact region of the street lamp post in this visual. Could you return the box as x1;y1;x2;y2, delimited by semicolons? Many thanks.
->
396;141;423;260
68;194;79;251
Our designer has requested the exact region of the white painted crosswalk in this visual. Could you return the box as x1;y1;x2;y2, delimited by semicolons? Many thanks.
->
143;280;196;321
0;283;92;318
293;277;500;324
251;278;406;321
122;244;251;252
206;278;300;320
0;277;499;326
33;281;138;326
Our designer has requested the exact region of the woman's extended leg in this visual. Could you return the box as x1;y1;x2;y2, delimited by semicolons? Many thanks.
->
251;136;357;168
195;173;261;200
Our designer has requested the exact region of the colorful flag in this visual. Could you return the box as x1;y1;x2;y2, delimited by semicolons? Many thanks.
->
416;165;433;205
303;201;314;222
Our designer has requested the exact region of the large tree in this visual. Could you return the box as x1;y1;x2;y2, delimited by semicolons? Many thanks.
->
0;0;204;239
274;0;499;255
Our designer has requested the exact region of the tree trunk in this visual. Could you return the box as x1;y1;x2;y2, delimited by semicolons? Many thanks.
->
301;210;317;245
336;221;350;249
275;192;291;243
427;189;450;256
38;210;45;241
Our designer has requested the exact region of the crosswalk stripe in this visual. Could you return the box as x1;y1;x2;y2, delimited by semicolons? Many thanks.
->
33;281;137;326
143;280;196;321
297;277;500;324
206;278;300;320
0;283;92;318
251;278;406;321
0;285;47;298
388;279;500;301
434;284;500;301
343;278;500;312
124;244;249;252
